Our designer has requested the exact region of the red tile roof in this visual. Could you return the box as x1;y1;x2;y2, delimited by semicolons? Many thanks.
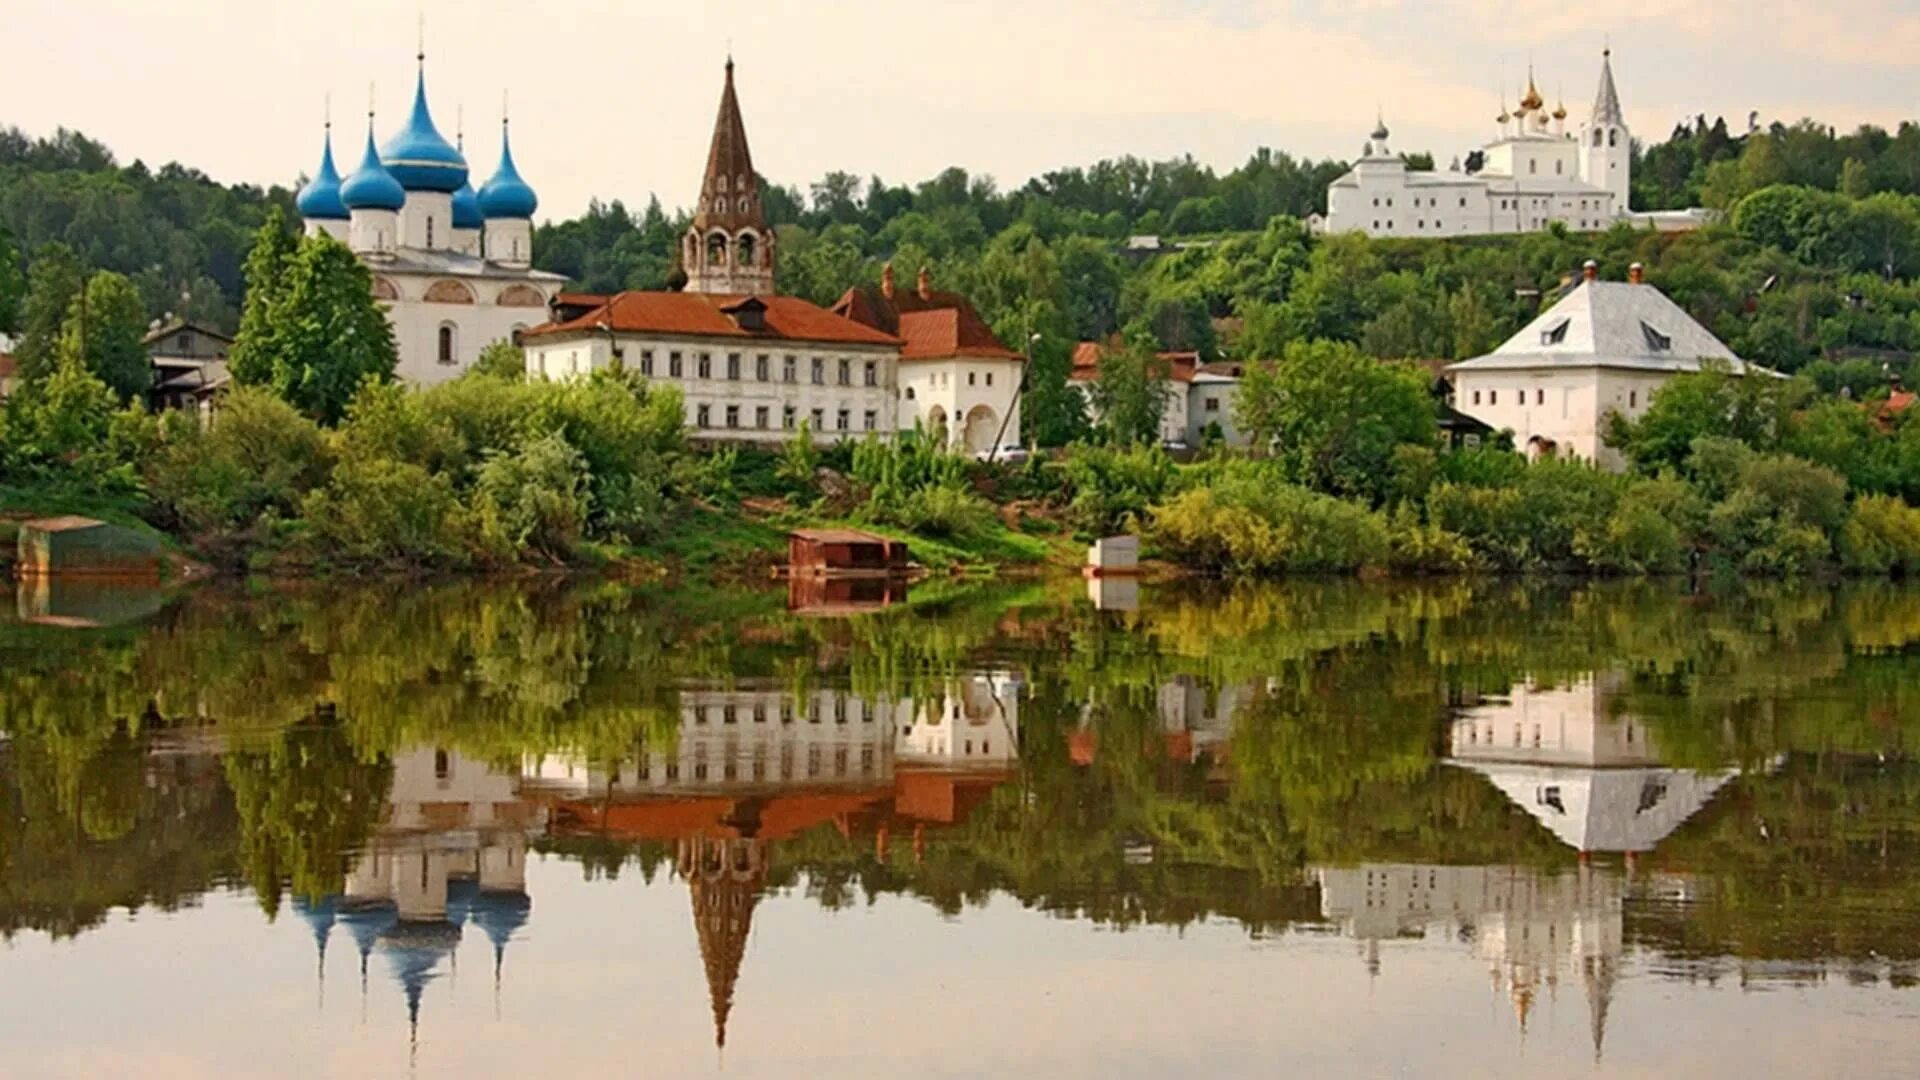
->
523;290;902;348
1069;340;1199;383
832;277;1021;362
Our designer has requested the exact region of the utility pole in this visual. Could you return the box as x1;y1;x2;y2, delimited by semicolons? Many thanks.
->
986;309;1038;465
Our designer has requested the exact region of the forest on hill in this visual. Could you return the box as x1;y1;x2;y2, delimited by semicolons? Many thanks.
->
5;114;1920;395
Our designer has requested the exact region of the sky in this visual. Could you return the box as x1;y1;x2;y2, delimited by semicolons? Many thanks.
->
3;0;1918;222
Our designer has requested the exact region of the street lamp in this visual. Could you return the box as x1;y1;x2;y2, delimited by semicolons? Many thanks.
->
986;329;1042;465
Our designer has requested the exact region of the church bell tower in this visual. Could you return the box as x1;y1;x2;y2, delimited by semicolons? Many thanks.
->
682;59;776;295
1579;48;1631;215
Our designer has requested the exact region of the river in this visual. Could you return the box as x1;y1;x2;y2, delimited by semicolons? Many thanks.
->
2;575;1918;1077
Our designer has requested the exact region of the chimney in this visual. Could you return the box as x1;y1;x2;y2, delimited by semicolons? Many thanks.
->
1582;259;1599;282
916;265;931;300
1628;262;1645;285
881;262;895;300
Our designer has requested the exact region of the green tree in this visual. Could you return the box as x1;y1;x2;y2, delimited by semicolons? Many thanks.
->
227;206;297;387
1088;332;1169;445
471;339;526;380
0;226;25;335
56;271;150;403
1606;365;1803;474
14;242;86;382
1234;339;1436;501
231;232;397;424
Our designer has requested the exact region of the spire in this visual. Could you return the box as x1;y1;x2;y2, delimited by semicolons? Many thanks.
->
296;104;350;220
1592;47;1624;126
381;41;468;193
681;838;766;1050
1585;956;1616;1063
694;56;762;232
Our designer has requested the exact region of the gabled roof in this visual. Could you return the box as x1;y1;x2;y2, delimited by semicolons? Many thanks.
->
1449;279;1769;376
141;319;234;348
1069;340;1200;383
522;290;902;348
832;279;1020;362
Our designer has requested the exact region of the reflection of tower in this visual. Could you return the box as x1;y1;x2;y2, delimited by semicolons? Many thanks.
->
1584;953;1616;1062
677;835;768;1049
380;917;463;1059
294;895;337;1003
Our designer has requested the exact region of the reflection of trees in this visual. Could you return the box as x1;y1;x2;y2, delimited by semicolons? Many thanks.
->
4;576;1920;967
224;710;392;917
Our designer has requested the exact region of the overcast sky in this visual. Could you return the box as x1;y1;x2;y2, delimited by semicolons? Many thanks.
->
4;0;1917;222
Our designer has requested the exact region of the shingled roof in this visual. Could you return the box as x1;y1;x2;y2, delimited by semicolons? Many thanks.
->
832;267;1021;362
522;290;901;348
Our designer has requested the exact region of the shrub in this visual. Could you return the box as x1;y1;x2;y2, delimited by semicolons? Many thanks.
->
1149;466;1389;575
0;361;136;492
1840;494;1920;575
471;430;590;562
301;457;471;567
890;483;996;539
1062;442;1176;535
1385;505;1473;573
147;387;333;533
1578;475;1704;574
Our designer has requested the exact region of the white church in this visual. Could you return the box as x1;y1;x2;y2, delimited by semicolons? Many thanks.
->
1324;50;1712;238
295;53;564;385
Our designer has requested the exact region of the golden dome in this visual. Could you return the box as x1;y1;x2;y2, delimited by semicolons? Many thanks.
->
1521;81;1544;112
1553;100;1568;121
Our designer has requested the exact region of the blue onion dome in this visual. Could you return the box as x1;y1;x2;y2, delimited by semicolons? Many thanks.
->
381;61;468;193
476;119;538;220
295;126;349;220
341;120;407;212
451;179;483;229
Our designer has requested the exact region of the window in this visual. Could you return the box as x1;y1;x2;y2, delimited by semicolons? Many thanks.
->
864;361;877;387
1640;321;1671;352
837;359;851;386
1593;129;1603;147
811;407;824;429
639;349;655;376
696;404;711;428
904;386;916;401
1489;390;1498;405
782;405;796;429
755;405;770;429
1205;397;1220;413
1536;389;1544;405
968;372;977;386
669;351;684;377
1529;160;1537;175
437;325;457;365
985;373;993;387
724;405;739;428
756;354;769;381
697;353;712;379
426;216;434;248
784;355;797;383
726;353;740;380
1608;129;1618;148
1629;390;1638;408
1472;390;1481;405
176;331;191;351
836;408;849;431
811;357;824;385
1556;160;1564;175
863;409;876;431
1459;196;1467;208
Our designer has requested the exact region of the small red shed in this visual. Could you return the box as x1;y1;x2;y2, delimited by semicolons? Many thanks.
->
787;528;910;576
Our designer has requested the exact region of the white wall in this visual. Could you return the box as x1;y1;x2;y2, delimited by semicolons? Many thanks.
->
1450;365;1668;470
524;332;900;445
899;357;1025;453
378;271;554;386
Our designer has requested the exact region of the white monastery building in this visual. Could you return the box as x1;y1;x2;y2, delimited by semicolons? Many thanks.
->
296;51;563;384
1447;260;1776;470
1325;50;1712;239
520;61;1026;453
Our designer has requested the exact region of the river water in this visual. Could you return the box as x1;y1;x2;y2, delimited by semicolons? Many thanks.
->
2;576;1919;1077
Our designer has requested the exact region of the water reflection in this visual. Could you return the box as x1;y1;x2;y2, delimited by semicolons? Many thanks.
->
4;578;1920;1074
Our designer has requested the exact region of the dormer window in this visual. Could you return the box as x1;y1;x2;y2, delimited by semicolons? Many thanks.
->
1540;318;1570;346
1640;321;1671;352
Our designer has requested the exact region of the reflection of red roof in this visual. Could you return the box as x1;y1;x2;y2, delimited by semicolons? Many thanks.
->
524;290;901;348
1069;340;1199;383
1069;729;1098;766
832;278;1020;362
892;771;1005;825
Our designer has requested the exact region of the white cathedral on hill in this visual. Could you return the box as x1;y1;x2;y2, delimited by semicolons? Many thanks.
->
1323;50;1713;239
295;52;564;385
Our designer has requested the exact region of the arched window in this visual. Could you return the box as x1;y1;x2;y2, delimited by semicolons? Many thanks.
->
437;323;457;365
426;215;435;248
1608;128;1618;148
736;232;757;268
1592;129;1603;147
707;231;728;265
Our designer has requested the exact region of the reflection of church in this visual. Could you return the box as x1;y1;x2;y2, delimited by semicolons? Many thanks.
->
292;675;1025;1057
1315;862;1621;1058
1447;673;1738;855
